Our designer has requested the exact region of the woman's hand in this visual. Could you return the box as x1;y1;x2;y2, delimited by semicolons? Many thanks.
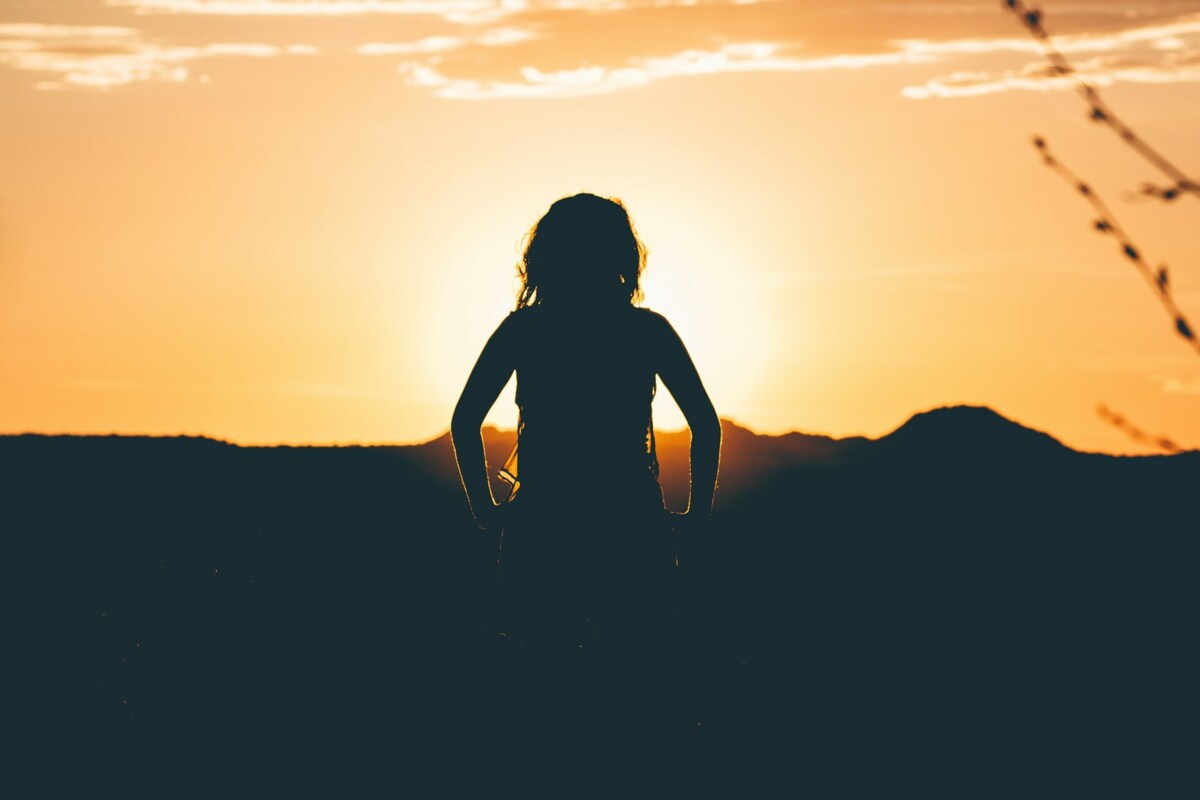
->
666;509;709;535
473;501;508;533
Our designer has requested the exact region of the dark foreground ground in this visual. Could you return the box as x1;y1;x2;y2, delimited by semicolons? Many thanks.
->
6;407;1199;797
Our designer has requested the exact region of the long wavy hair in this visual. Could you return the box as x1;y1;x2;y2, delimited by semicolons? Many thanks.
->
517;193;647;310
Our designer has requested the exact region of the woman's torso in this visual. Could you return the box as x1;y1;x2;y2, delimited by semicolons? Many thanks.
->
508;303;662;516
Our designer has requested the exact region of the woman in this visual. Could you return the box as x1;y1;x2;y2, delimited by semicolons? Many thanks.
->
451;192;721;652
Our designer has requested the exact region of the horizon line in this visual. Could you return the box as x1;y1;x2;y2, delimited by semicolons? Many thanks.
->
2;403;1184;457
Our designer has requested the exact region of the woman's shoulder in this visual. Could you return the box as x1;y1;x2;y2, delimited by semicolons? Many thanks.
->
484;307;536;352
498;304;565;347
503;303;672;338
499;305;539;331
631;305;674;335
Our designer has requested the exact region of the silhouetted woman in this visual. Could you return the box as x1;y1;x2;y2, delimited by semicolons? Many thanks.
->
451;193;721;655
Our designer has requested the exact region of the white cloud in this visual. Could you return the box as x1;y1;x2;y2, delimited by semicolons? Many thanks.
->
1153;373;1200;394
0;23;141;39
894;14;1200;57
356;27;535;55
369;5;1200;99
901;70;1064;99
473;26;539;47
352;28;537;57
866;2;1194;17
1152;36;1187;50
357;37;464;55
898;11;1200;98
0;24;320;89
398;41;937;99
107;0;530;23
902;50;1200;99
105;0;770;24
22;3;1200;100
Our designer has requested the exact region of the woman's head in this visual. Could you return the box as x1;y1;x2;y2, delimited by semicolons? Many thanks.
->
517;193;647;309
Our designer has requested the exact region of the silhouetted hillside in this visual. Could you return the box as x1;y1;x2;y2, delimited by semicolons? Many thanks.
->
876;404;1074;461
394;404;1083;508
5;405;1198;797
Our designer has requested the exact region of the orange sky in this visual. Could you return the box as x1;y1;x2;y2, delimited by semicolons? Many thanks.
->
2;0;1199;453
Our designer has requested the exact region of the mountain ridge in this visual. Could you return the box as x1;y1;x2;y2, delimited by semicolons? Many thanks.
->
5;404;1192;512
0;403;1184;457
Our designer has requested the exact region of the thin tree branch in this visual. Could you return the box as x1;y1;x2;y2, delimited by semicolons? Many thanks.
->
1004;0;1200;204
1029;136;1199;355
1097;404;1186;454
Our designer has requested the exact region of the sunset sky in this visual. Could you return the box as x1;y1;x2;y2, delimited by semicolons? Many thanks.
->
3;0;1200;453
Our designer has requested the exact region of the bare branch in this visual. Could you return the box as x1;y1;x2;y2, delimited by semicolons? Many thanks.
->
1003;0;1200;204
1030;137;1200;357
1097;405;1187;454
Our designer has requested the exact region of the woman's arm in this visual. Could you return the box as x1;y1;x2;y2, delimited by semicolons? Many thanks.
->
652;313;721;519
451;315;518;530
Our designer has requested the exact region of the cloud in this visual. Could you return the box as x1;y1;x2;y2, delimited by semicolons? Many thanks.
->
396;40;936;99
355;27;536;55
900;11;1200;98
896;13;1200;57
473;26;539;46
17;2;1200;99
866;2;1194;17
0;23;319;88
105;0;772;25
360;3;1200;100
902;49;1200;98
108;0;526;24
357;37;465;55
0;23;141;39
1153;373;1200;394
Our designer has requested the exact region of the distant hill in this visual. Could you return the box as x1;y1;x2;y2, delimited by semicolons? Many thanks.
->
397;403;1186;508
4;404;1198;796
874;404;1073;460
4;404;1176;503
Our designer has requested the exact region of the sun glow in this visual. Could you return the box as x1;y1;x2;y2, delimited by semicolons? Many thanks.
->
4;0;1200;453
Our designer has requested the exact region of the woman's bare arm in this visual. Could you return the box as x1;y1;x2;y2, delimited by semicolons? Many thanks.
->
451;315;518;529
653;314;721;518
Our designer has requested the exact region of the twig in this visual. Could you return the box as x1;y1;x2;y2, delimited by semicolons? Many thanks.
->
1004;0;1200;203
1097;404;1186;454
1031;137;1200;356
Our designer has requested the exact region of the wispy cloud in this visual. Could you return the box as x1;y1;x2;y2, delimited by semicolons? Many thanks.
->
0;22;318;89
397;40;936;99
108;0;524;24
0;23;141;39
1152;373;1200;394
900;12;1200;98
364;4;1200;99
896;14;1200;56
902;49;1200;99
357;37;464;55
17;3;1200;98
355;26;536;55
865;2;1192;17
472;26;539;46
105;0;771;25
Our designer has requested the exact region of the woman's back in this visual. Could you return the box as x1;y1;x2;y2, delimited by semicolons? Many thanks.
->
510;303;661;511
447;195;723;779
450;192;721;647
